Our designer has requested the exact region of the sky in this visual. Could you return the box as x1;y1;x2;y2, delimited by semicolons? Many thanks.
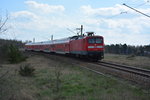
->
0;0;150;45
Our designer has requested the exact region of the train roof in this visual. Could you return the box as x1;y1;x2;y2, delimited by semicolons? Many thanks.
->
25;35;103;45
25;37;70;45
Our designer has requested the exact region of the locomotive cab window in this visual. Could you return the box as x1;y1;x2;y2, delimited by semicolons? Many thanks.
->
88;38;95;43
88;38;103;44
95;38;102;43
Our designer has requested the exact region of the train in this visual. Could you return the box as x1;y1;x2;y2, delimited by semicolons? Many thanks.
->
25;27;104;61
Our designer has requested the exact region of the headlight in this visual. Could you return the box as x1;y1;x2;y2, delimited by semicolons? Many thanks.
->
97;46;103;48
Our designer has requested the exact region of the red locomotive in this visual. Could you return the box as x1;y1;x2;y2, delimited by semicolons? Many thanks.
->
25;26;104;61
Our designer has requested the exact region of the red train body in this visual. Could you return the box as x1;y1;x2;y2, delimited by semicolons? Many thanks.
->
25;35;104;61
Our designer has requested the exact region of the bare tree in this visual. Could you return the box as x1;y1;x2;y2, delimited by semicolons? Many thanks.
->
0;13;9;34
0;12;9;81
0;12;9;63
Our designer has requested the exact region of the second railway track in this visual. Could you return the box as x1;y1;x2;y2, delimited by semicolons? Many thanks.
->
84;61;150;87
98;61;150;78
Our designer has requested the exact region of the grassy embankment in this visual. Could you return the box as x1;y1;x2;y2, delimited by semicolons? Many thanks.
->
0;54;150;100
104;53;150;70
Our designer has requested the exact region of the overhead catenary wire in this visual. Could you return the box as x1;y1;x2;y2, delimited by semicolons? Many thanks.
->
67;28;76;34
123;3;150;18
108;0;150;19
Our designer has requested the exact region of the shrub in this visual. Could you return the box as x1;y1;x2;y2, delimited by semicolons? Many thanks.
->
0;45;10;63
19;64;35;76
7;44;26;63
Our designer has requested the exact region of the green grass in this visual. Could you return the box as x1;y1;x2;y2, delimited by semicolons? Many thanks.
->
0;55;150;100
30;64;150;100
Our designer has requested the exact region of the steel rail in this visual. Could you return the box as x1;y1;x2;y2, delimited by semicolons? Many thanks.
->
100;61;150;74
96;61;150;78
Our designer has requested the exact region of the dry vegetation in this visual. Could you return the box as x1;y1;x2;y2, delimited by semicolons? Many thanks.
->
103;53;150;69
0;52;150;100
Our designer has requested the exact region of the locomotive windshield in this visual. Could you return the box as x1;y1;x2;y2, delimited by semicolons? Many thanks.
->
88;38;103;44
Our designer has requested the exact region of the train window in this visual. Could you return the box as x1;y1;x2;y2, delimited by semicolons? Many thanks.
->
95;38;102;43
88;38;95;43
88;38;103;44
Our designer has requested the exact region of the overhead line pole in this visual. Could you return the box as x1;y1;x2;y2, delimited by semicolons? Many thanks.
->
123;3;150;18
81;25;83;36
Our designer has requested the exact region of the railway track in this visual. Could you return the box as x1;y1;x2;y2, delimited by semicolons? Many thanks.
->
82;61;150;87
98;61;150;78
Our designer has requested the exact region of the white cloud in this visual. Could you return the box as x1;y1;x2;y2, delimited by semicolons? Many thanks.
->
25;1;65;13
11;11;38;19
80;4;150;17
6;1;150;45
80;4;129;16
8;1;70;40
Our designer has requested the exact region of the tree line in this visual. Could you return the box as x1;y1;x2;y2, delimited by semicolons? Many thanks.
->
105;44;150;57
0;39;24;47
